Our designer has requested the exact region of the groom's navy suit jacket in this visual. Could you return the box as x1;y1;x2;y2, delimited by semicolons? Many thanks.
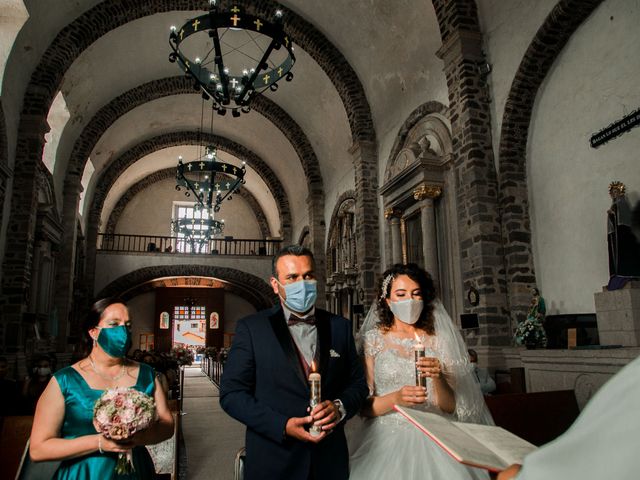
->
220;305;367;480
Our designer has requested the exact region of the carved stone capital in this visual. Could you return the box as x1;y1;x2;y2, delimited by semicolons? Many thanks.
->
413;184;442;201
384;207;403;220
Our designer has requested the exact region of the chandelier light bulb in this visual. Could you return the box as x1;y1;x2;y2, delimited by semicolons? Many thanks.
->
275;10;283;18
224;67;230;74
170;25;177;32
195;57;201;64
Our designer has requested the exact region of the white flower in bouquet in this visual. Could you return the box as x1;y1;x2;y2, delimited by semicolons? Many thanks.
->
93;387;157;474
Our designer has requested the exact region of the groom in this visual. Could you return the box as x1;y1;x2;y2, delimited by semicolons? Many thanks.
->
220;245;368;479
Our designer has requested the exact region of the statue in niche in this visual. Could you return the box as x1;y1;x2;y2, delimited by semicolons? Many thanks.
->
607;181;640;290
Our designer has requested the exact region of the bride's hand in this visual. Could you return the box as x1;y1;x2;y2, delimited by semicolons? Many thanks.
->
395;386;427;406
417;357;442;379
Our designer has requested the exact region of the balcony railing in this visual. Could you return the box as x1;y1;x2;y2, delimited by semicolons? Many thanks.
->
97;233;281;256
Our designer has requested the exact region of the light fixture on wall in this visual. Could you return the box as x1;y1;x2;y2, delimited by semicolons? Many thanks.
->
169;0;296;116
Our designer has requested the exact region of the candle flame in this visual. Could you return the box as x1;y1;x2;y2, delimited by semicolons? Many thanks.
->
414;332;421;342
311;360;316;372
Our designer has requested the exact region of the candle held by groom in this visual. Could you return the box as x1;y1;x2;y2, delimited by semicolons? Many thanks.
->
220;245;368;480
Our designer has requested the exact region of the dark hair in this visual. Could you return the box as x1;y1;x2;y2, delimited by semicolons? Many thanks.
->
271;244;315;277
0;356;7;364
376;263;437;334
79;297;126;358
468;349;478;360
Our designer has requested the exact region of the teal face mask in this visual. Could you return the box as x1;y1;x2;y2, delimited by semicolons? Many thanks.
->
97;325;132;358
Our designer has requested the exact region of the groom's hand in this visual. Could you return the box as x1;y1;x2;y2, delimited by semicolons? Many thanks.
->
310;400;339;432
285;416;327;443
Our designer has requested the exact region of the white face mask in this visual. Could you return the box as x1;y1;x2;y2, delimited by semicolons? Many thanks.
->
389;299;424;324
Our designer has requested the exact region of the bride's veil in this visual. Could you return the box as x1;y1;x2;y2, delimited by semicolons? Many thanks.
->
431;300;494;425
355;298;493;425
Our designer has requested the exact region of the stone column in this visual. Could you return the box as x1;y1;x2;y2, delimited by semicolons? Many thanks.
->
53;173;82;351
350;140;380;308
433;0;510;346
414;184;442;283
385;207;403;265
306;185;326;308
1;114;49;353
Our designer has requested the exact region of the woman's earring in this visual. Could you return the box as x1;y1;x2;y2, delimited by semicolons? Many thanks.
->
92;336;97;347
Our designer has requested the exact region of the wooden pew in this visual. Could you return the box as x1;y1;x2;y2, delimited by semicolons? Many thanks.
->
485;389;580;446
1;416;34;479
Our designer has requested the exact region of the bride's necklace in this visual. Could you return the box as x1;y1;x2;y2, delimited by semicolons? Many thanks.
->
88;355;127;383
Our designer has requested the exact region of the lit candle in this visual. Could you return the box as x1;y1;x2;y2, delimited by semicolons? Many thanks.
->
309;362;322;437
414;333;427;388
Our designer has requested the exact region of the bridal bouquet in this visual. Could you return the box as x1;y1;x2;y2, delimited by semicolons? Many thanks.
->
93;387;157;474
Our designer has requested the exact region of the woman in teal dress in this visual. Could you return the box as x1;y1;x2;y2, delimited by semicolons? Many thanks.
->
29;298;175;479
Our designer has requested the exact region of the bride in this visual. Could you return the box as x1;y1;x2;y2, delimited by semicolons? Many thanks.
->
349;263;492;479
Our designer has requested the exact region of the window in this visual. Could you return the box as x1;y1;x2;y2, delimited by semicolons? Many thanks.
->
173;203;211;253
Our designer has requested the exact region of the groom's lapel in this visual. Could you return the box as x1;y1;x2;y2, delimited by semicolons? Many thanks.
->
268;307;308;388
315;309;332;379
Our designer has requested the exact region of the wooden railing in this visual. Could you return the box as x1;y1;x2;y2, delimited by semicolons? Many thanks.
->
202;356;224;387
97;233;281;256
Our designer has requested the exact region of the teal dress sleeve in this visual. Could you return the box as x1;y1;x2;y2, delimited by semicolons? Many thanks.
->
52;363;157;480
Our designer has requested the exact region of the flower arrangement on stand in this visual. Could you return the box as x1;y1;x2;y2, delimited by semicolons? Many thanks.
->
515;287;548;349
514;317;547;349
170;346;194;366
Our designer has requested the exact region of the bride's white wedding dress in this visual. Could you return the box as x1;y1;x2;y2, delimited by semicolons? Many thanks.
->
349;324;490;479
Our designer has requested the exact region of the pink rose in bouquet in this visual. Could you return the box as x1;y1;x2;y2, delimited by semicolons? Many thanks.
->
93;387;157;474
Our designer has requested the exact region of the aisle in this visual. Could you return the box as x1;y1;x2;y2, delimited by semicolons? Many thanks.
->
182;367;245;480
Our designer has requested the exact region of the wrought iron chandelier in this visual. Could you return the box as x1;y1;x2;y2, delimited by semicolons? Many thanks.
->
175;145;246;213
169;0;296;117
173;142;246;245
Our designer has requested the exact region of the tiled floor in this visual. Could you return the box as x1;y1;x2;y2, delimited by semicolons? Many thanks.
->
181;367;245;480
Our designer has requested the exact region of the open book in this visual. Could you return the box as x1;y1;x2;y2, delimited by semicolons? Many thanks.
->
394;405;537;472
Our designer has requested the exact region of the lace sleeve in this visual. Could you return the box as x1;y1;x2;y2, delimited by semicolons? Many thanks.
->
363;328;384;358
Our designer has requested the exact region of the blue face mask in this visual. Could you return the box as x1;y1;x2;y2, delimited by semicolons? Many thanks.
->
277;279;318;313
97;325;132;358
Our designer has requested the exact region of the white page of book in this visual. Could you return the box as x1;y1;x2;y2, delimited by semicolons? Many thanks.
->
400;408;509;471
454;422;537;467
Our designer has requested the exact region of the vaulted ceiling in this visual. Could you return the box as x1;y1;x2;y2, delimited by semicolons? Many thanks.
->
3;0;446;239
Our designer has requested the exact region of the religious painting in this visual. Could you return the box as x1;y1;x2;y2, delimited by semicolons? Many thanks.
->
159;311;170;329
209;312;220;329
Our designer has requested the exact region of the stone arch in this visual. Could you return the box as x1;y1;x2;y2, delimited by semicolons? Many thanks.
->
104;167;271;239
64;77;321;196
97;264;276;311
0;103;7;168
297;226;310;247
498;0;604;324
118;276;267;312
0;103;10;238
84;130;290;298
88;130;290;240
8;0;377;326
